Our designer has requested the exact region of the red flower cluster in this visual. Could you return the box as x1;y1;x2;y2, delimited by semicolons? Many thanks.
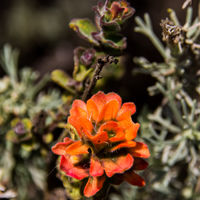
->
109;0;130;20
52;92;150;197
95;0;135;27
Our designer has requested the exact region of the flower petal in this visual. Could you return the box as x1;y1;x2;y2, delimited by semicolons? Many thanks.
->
117;102;136;121
98;100;120;122
91;91;107;113
87;99;99;122
90;131;109;145
89;156;104;177
70;100;87;118
132;158;148;170
117;118;139;140
68;116;93;138
123;170;145;186
111;141;136;152
106;92;122;106
51;138;73;155
65;141;89;155
60;155;89;180
129;142;150;158
99;121;119;132
84;176;106;197
117;117;133;129
110;2;125;20
64;137;72;143
125;123;140;140
109;131;125;142
102;154;133;177
99;121;125;142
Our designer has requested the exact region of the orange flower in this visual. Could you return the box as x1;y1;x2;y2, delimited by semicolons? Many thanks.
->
52;91;150;197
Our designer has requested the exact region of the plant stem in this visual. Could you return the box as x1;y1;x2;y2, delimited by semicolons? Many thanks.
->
29;74;50;99
168;9;180;26
182;0;192;9
135;15;169;60
184;7;193;28
82;56;117;101
156;82;184;128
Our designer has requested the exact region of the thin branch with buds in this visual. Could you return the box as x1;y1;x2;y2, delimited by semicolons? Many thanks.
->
82;56;118;101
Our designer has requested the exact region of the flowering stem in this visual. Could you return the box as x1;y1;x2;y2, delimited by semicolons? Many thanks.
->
82;56;117;101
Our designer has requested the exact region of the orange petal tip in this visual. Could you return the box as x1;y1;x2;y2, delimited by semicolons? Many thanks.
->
123;170;146;187
89;157;104;177
130;142;150;158
102;154;133;177
60;155;89;180
84;176;105;197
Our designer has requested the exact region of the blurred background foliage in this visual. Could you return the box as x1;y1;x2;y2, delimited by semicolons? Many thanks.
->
0;0;192;108
0;0;200;199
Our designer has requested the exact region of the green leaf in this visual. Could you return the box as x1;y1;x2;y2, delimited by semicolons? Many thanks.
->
74;64;93;82
69;18;99;46
93;32;127;50
51;70;75;94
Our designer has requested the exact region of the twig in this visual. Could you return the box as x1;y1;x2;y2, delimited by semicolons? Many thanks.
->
168;140;187;166
168;8;180;26
156;81;184;128
182;0;192;9
135;14;169;60
0;44;19;87
28;74;50;99
81;56;117;101
183;7;193;29
181;99;190;127
148;113;181;133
